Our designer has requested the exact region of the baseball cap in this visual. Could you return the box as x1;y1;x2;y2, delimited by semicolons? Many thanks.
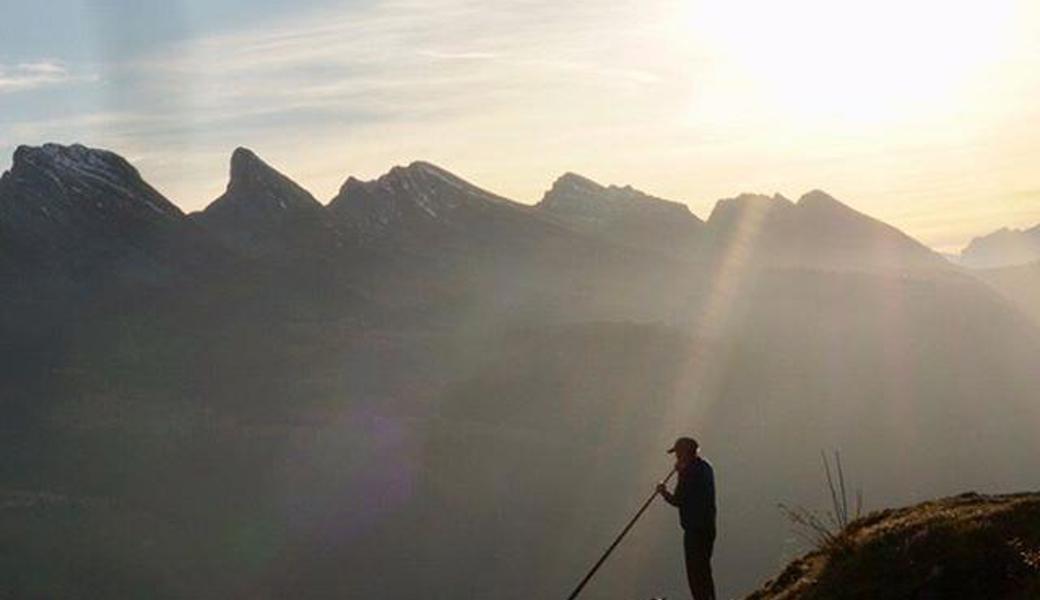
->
667;436;698;454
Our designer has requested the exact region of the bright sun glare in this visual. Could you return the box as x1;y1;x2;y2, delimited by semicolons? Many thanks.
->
681;0;1018;126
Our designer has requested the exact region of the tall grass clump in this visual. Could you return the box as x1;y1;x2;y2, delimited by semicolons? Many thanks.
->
779;449;863;553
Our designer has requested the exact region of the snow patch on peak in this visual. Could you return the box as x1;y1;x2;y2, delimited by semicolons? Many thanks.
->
328;160;517;234
407;161;466;192
1;143;185;224
379;160;510;207
16;143;132;179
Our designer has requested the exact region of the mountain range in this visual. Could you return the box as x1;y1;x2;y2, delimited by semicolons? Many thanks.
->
960;224;1040;268
1;143;1038;599
0;143;949;286
0;141;959;349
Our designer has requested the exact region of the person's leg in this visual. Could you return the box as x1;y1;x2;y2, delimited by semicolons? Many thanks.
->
683;531;716;600
702;529;716;599
683;531;698;599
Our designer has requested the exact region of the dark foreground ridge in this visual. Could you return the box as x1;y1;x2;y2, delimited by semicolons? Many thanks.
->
746;491;1040;600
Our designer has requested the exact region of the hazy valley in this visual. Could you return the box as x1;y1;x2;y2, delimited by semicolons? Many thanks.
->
1;143;1039;599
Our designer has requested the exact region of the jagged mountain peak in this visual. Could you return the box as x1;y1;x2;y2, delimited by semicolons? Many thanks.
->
229;146;264;177
795;190;871;219
328;161;516;236
960;221;1040;268
706;189;944;269
191;148;332;257
539;171;698;223
797;189;842;208
535;171;703;257
1;142;182;220
540;173;604;206
373;160;508;203
707;192;793;225
224;148;318;204
338;175;363;190
791;190;905;233
10;143;144;192
552;171;603;191
14;142;128;171
970;224;1040;240
0;143;220;281
381;159;439;176
725;192;793;207
403;159;450;175
545;171;653;197
207;147;322;215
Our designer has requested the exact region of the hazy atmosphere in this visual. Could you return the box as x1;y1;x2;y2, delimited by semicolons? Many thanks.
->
4;0;1040;251
3;2;1040;600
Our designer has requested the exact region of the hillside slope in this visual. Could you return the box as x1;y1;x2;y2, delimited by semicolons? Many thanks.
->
747;492;1040;600
972;260;1040;327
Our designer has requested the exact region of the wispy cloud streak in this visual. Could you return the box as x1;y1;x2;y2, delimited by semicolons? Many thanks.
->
10;0;692;205
0;61;93;94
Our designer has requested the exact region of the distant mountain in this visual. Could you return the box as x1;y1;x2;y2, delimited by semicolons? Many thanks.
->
328;161;532;246
705;192;794;246
192;148;344;258
960;224;1040;268
0;143;234;358
0;143;227;295
536;172;704;258
326;161;699;322
705;190;947;270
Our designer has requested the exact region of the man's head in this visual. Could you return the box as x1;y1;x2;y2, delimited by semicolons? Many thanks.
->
667;436;699;466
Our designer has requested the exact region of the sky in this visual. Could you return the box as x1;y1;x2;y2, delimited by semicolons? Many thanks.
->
2;0;1040;252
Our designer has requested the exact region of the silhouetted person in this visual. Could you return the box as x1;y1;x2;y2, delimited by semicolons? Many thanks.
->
657;436;716;600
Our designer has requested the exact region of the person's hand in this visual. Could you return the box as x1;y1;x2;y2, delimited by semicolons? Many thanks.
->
656;483;668;495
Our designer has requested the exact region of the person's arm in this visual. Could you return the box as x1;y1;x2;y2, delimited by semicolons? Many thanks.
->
656;483;679;507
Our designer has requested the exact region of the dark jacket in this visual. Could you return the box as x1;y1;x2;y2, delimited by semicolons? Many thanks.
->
667;457;716;533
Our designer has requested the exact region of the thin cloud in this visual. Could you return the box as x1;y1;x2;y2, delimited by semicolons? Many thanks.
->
417;50;501;61
126;0;670;120
10;0;687;204
0;60;93;93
